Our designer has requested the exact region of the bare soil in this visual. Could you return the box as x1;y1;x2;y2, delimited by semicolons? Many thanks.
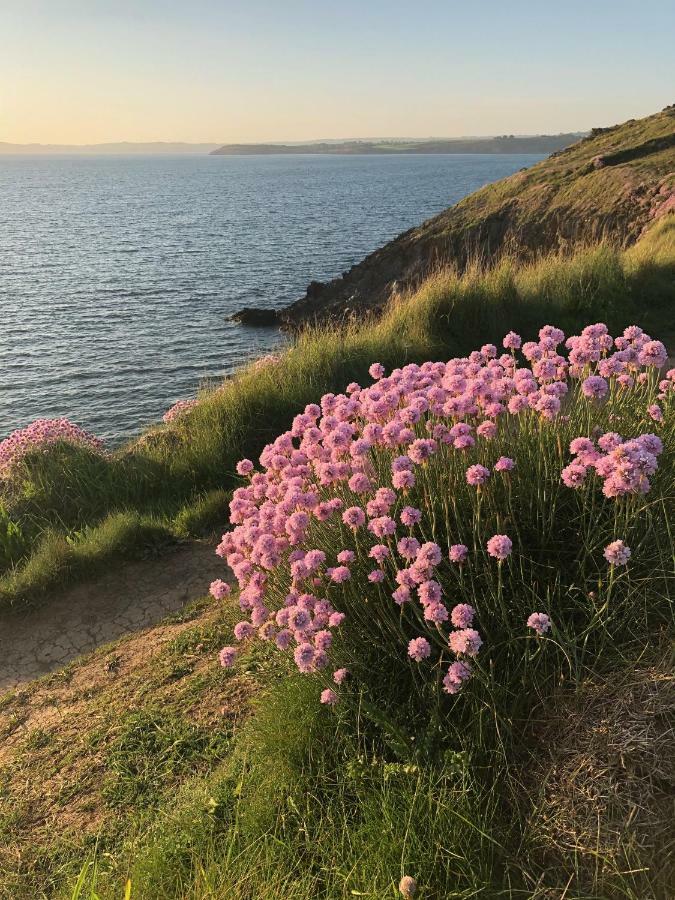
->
0;540;225;691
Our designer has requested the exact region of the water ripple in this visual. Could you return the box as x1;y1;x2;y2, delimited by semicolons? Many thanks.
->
0;153;542;444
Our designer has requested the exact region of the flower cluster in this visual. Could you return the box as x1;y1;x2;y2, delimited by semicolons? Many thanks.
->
214;323;668;703
163;398;198;424
562;432;663;497
0;418;104;477
603;540;631;567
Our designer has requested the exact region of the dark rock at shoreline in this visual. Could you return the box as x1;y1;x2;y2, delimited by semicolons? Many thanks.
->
230;307;281;327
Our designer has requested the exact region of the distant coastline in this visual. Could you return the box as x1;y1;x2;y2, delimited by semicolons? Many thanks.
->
210;134;584;156
0;134;585;156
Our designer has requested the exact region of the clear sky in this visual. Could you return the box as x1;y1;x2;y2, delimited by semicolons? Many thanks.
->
1;0;673;144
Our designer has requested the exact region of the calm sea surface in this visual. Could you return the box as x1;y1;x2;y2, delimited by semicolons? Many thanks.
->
0;153;543;443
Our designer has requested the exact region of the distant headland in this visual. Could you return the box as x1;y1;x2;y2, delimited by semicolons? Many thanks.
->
210;134;584;156
0;134;585;156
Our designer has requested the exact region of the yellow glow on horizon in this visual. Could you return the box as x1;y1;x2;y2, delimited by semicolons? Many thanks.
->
0;2;670;146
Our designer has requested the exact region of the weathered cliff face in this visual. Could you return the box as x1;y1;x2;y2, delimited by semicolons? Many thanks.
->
272;106;675;329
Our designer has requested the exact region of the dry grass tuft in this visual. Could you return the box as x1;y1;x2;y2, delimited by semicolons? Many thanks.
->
526;662;675;896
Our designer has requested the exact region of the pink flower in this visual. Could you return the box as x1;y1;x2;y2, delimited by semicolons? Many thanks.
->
417;542;442;567
219;646;237;667
450;603;475;628
163;399;198;424
368;516;396;538
407;637;431;661
487;534;512;560
287;606;311;630
214;322;669;708
449;543;468;564
581;376;609;400
418;579;442;604
400;506;422;527
392;585;411;605
448;628;483;657
343;506;366;528
527;612;551;635
494;456;515;472
330;565;351;583
275;629;293;650
349;472;372;494
399;875;418;898
396;537;419;560
648;404;663;423
423;602;449;623
561;461;587;488
476;421;497;440
234;621;255;641
603;540;631;566
638;340;667;368
503;331;522;350
393;469;416;490
294;642;316;673
442;661;472;694
570;437;595;456
408;438;437;463
369;544;390;564
209;579;231;600
333;668;349;685
0;417;104;476
337;550;355;564
320;688;339;705
466;464;490;486
314;629;333;651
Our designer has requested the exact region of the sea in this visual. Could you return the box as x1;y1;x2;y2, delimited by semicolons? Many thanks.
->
0;153;543;444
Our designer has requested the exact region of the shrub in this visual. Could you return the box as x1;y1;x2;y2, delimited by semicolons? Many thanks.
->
163;399;199;424
214;323;673;752
0;418;103;478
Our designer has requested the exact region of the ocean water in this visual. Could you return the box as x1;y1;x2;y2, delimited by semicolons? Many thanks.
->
0;153;543;443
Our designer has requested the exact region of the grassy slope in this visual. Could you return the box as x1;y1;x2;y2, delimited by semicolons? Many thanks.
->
0;597;255;899
281;106;675;324
1;217;674;610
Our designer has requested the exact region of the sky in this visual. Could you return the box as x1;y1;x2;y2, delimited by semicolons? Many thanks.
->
1;0;673;144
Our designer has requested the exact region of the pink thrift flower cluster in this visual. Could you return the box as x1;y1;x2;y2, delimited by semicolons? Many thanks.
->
603;540;631;566
527;612;552;635
214;323;667;703
210;579;232;600
0;418;104;477
163;398;199;424
562;432;663;497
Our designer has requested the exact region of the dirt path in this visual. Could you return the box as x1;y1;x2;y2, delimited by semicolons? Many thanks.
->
0;540;225;692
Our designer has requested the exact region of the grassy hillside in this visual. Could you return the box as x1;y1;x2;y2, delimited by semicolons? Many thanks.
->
1;218;673;611
281;106;675;326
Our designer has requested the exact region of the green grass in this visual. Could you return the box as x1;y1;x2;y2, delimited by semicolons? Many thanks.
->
2;225;674;611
